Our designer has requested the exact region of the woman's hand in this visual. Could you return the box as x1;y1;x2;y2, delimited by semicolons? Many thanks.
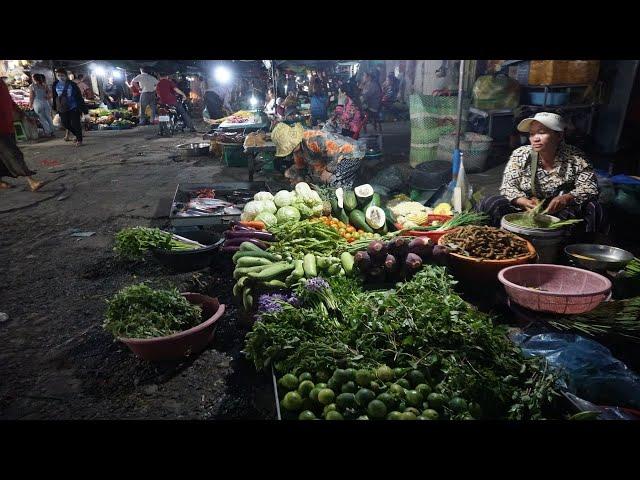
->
514;197;539;211
546;194;574;214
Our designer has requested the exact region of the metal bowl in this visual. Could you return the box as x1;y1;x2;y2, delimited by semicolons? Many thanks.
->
176;142;210;156
565;244;635;272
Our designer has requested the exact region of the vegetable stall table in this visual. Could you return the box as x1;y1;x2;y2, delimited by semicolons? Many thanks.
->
243;138;276;182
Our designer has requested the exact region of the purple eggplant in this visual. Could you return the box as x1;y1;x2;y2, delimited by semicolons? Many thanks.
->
224;229;274;241
408;237;434;261
432;245;449;266
384;254;399;273
354;251;372;273
388;237;410;259
367;240;388;264
222;237;268;249
405;252;423;273
220;245;241;253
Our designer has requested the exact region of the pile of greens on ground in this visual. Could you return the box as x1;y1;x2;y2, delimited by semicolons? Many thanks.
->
114;227;200;260
244;266;559;419
103;283;203;339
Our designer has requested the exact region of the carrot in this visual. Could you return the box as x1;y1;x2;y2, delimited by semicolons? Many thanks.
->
239;221;265;230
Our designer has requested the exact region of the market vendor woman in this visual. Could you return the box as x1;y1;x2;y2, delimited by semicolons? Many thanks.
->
271;122;366;187
479;112;607;236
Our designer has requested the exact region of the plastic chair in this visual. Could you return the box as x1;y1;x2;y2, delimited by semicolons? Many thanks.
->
13;122;27;141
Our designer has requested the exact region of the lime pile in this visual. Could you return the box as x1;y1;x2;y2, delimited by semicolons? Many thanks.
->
277;365;481;421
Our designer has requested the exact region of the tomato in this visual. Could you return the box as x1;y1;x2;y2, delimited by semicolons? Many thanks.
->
346;225;356;233
344;232;352;239
347;237;355;243
338;228;347;235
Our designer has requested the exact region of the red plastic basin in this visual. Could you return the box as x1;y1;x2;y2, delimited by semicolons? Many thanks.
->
498;264;611;315
118;293;225;362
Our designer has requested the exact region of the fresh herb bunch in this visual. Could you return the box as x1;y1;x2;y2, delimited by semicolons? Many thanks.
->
243;266;559;419
103;283;203;339
626;258;640;278
114;227;199;260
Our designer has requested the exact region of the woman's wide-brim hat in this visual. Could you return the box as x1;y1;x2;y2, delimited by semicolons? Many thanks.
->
272;122;304;157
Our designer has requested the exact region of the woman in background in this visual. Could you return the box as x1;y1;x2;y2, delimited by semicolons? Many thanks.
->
29;74;55;137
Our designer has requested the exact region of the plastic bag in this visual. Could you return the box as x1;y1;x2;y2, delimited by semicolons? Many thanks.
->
53;113;61;127
472;74;520;110
511;332;640;411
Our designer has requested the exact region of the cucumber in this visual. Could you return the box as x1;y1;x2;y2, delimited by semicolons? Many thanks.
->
340;252;355;275
262;279;287;289
316;257;330;270
240;241;264;253
233;250;282;263
303;253;317;277
233;262;286;279
236;256;273;268
349;209;374;233
329;196;339;216
338;208;350;225
233;281;243;298
247;262;295;281
344;190;358;212
237;276;250;289
242;287;253;311
292;259;304;279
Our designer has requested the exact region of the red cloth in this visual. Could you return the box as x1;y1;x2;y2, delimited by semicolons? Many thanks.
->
0;81;18;135
156;78;177;105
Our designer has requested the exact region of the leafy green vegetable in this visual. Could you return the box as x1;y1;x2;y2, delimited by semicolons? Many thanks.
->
114;227;200;260
103;284;202;339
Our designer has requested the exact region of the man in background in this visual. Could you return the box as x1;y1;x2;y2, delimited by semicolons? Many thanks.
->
130;67;159;125
156;72;196;132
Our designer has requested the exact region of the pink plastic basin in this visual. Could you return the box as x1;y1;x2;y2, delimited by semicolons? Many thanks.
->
119;293;225;362
498;264;611;315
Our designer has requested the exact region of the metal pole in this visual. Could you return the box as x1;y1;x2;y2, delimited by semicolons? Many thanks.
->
455;59;465;151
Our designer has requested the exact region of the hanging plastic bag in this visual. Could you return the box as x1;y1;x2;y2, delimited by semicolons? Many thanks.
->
472;73;520;110
53;113;61;127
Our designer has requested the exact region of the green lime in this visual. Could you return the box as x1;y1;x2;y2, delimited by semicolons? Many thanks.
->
427;393;448;410
298;410;316;420
298;372;313;383
357;415;370;420
369;381;382;393
415;383;432;398
404;407;421;416
389;384;406;398
309;387;321;403
282;391;303;412
417;416;429;420
315;383;327;390
336;392;357;410
393;367;406;379
405;390;424;408
367;399;387;419
341;381;357;394
397;378;411;390
408;370;426;388
278;373;299;392
386;411;403;420
325;410;344;420
355;369;373;388
355;388;376;407
449;397;468;413
333;369;349;385
315;370;331;383
400;412;417;420
376;392;396;410
469;402;482;419
297;380;315;398
317;388;335;406
397;401;407;412
376;365;394;383
327;377;341;393
421;409;439;420
344;368;356;382
323;403;337;415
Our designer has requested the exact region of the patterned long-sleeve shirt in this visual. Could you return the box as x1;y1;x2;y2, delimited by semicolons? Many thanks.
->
499;143;600;205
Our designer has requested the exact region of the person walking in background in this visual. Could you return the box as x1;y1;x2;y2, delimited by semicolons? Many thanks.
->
52;68;87;146
381;72;399;120
29;74;55;137
156;73;196;132
309;77;329;126
131;67;158;125
360;71;382;134
0;78;44;191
